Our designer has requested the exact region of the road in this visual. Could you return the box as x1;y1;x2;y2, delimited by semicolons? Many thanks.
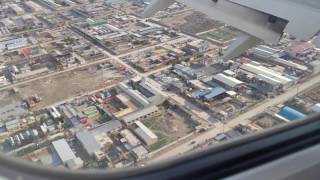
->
147;73;320;163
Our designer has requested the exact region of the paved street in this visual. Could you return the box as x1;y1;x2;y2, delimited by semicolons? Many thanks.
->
147;73;320;163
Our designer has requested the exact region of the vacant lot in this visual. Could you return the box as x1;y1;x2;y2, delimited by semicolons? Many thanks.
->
12;65;127;110
142;106;196;151
252;114;284;129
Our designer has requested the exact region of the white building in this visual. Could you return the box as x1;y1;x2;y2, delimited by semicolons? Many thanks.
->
120;129;141;147
134;121;158;145
52;139;76;164
241;63;293;89
213;73;244;89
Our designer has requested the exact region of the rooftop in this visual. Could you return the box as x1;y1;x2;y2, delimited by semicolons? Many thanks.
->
76;131;101;156
90;120;123;135
213;73;244;88
51;139;76;163
135;121;158;141
122;106;159;124
278;106;306;121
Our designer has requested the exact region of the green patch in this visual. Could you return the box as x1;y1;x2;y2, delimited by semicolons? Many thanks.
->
207;32;226;41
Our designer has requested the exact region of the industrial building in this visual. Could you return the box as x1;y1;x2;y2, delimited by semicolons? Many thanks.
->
134;121;158;145
251;45;308;72
240;62;293;89
118;82;150;107
118;79;165;107
76;131;101;157
173;64;197;80
90;120;123;135
252;45;280;60
212;73;244;89
51;139;76;163
51;139;83;169
277;106;306;121
122;106;159;125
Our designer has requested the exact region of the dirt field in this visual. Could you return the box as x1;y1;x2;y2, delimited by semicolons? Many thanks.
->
142;107;195;151
252;114;284;129
303;84;320;102
10;65;128;110
161;11;224;34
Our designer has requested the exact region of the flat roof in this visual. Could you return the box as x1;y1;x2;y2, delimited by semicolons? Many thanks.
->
241;63;292;84
90;120;122;135
76;131;101;155
122;106;158;124
135;121;158;140
52;139;76;163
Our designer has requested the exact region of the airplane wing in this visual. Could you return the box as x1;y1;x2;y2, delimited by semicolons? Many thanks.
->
141;0;320;59
143;0;320;43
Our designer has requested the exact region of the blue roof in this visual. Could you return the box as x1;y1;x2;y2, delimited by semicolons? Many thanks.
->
204;87;226;100
278;106;306;121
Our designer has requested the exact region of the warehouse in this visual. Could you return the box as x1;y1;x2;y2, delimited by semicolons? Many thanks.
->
240;63;293;88
51;139;76;164
134;121;158;145
256;74;282;87
122;106;159;125
90;120;123;135
76;131;101;157
277;106;306;121
203;86;227;101
271;57;308;71
118;82;150;107
213;73;244;89
252;45;280;60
